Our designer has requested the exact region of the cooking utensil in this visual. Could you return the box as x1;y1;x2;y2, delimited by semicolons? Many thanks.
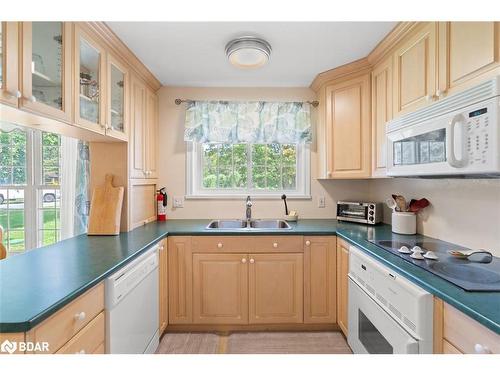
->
448;249;493;263
392;194;407;212
88;174;124;235
385;198;398;212
408;198;430;213
281;194;289;215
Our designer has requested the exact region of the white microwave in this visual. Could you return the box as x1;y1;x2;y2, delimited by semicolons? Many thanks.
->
386;77;500;177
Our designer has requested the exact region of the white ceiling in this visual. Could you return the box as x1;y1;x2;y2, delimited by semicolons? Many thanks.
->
108;22;397;87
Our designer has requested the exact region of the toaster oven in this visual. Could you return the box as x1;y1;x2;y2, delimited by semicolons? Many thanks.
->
336;201;382;225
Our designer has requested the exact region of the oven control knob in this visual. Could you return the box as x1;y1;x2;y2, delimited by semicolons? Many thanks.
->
369;216;374;221
369;204;374;209
369;210;374;215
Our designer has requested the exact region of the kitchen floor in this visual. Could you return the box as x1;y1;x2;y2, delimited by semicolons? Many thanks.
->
156;331;352;354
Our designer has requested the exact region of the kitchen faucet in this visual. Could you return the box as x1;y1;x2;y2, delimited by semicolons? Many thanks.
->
245;196;252;221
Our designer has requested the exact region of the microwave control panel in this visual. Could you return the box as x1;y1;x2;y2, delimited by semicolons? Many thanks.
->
466;106;491;165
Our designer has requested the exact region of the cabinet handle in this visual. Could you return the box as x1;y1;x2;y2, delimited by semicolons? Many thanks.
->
74;311;86;321
5;90;22;99
75;349;86;354
241;258;247;264
327;171;332;177
217;242;223;248
25;95;37;103
249;258;255;264
159;245;164;251
436;89;446;99
474;344;492;354
425;94;437;102
305;240;311;246
273;242;278;248
105;123;111;130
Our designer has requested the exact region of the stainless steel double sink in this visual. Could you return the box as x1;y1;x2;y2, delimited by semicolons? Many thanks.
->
206;219;292;230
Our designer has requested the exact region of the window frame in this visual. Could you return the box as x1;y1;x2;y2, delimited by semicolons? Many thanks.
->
186;142;311;199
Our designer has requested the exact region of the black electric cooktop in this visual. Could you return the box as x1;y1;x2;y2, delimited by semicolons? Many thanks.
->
369;238;500;292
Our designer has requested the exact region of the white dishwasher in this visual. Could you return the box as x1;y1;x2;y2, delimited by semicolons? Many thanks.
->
105;244;159;354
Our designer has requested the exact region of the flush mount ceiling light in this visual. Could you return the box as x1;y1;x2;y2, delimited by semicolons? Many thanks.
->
225;36;272;69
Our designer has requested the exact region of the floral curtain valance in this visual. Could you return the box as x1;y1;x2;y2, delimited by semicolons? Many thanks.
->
183;101;312;144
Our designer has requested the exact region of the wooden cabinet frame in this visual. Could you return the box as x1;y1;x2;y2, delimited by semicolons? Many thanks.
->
0;22;20;107
20;22;73;123
73;24;107;134
105;52;129;141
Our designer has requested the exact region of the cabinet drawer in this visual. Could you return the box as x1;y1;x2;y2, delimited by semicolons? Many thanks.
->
56;312;105;354
192;236;249;253
252;236;303;253
443;303;500;354
29;283;104;353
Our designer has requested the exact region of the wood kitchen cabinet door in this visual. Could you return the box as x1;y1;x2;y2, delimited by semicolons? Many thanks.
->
393;22;437;117
371;56;393;177
438;22;500;97
130;75;147;179
325;73;371;179
168;236;193;324
304;236;337;324
336;238;350;336
192;253;249;324
144;88;158;179
159;239;168;335
0;22;20;107
248;253;303;324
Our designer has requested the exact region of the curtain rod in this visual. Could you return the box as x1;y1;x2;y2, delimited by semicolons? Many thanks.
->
174;98;319;108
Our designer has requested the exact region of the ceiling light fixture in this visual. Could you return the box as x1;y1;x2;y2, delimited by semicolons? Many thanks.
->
225;36;272;69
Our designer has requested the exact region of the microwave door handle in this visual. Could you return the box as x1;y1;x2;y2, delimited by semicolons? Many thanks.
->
446;114;468;168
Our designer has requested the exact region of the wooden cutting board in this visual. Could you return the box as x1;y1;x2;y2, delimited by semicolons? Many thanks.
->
88;174;124;235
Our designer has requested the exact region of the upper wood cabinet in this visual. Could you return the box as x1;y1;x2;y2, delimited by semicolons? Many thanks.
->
371;56;392;177
130;74;158;179
336;238;349;336
325;73;371;179
74;25;107;134
0;22;20;107
248;252;303;324
159;239;168;335
192;253;249;324
105;53;129;141
303;236;337;324
20;22;73;123
393;22;437;117
438;22;500;97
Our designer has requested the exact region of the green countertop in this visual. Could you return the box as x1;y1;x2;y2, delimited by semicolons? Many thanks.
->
1;219;499;334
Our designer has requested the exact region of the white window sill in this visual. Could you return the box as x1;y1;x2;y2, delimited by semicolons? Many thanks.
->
185;194;312;200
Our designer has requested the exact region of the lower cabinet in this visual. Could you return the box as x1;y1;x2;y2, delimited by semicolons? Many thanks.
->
192;253;249;324
304;236;337;323
167;235;337;328
159;239;168;334
434;298;500;354
336;238;350;336
249;253;303;324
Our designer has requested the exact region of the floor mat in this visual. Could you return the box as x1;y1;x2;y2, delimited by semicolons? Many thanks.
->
225;331;352;354
155;332;220;354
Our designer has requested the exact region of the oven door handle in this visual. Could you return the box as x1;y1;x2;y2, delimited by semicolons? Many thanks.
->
447;113;468;168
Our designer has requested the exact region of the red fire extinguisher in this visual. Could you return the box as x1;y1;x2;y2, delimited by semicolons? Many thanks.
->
157;187;168;221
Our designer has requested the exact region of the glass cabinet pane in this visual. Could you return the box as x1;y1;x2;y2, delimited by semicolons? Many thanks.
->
110;64;124;132
79;38;100;124
31;22;63;109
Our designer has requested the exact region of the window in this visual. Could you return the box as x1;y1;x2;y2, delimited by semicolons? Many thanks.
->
0;126;63;255
187;142;310;198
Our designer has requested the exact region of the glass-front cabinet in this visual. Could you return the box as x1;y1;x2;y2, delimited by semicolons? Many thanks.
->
0;22;20;107
106;54;128;140
74;25;106;134
20;22;72;121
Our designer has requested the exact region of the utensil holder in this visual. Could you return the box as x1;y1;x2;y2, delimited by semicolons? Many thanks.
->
392;212;416;235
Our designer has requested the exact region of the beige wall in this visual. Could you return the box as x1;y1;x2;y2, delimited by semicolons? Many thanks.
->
158;86;371;219
369;178;500;256
158;85;500;255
